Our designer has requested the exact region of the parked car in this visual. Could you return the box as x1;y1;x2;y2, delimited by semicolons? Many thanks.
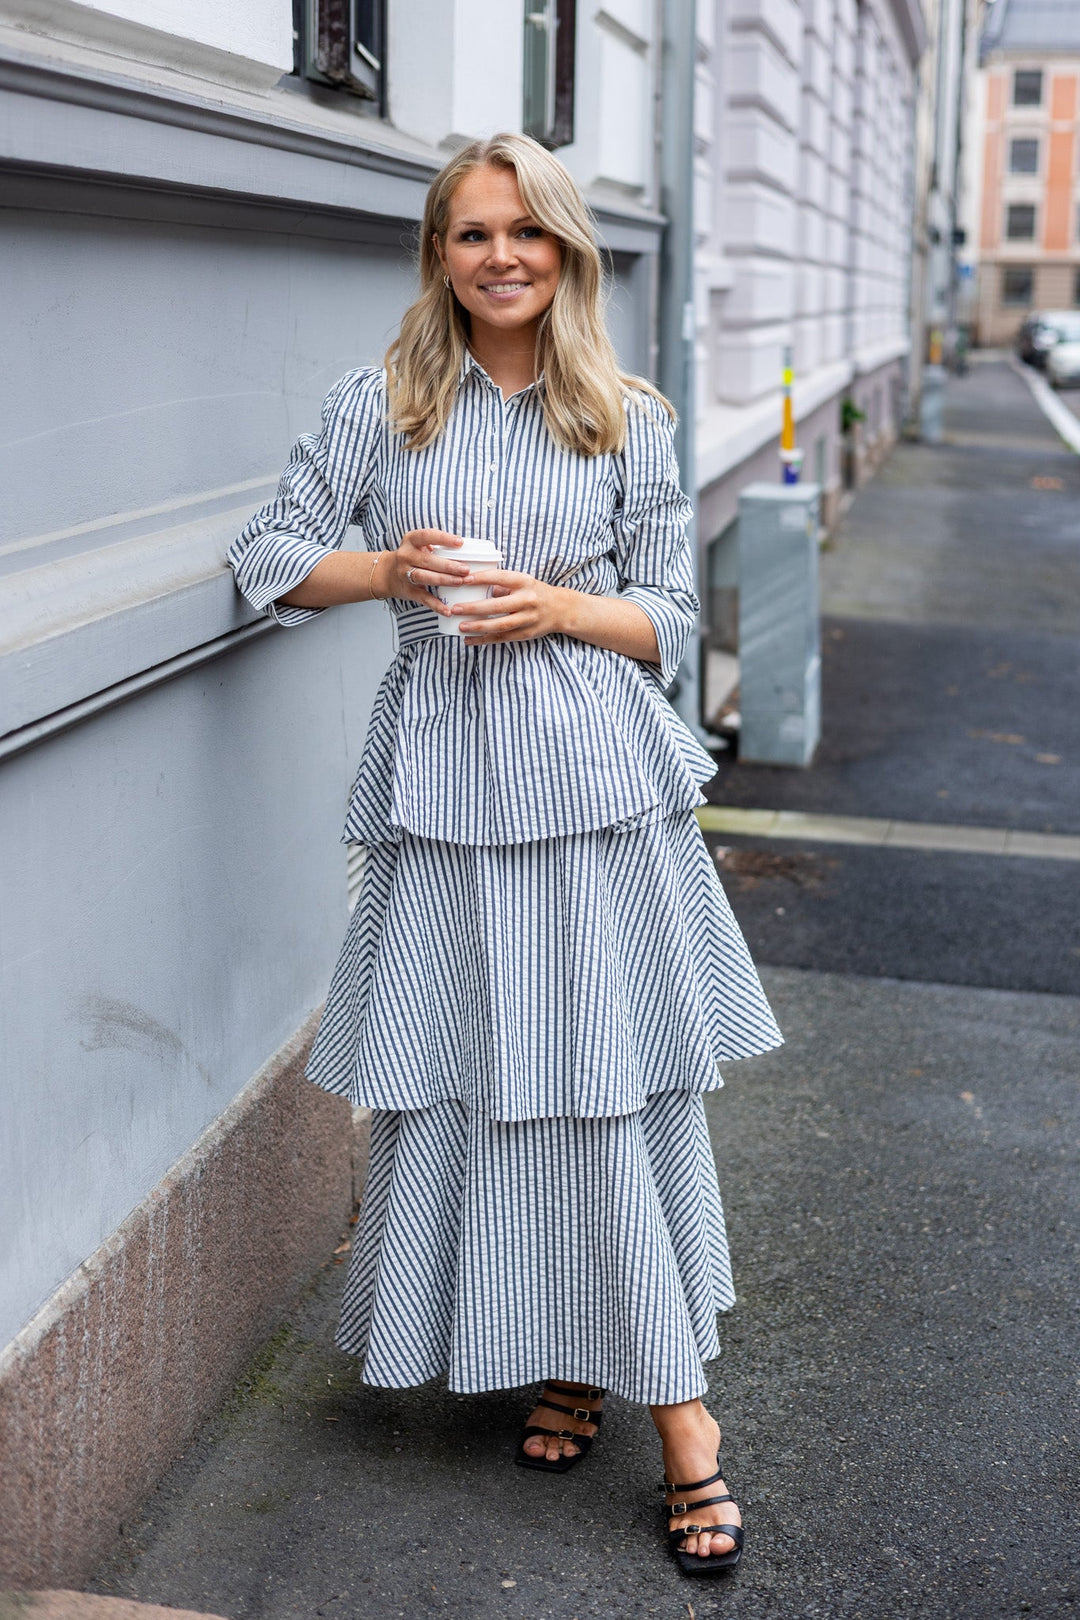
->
1046;332;1080;388
1016;309;1080;369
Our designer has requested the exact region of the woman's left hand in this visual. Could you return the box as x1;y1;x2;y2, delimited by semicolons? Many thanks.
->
454;568;566;644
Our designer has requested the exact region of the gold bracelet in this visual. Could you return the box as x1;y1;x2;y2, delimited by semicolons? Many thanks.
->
367;551;385;601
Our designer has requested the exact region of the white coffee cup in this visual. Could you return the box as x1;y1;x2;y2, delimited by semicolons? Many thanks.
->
430;537;503;635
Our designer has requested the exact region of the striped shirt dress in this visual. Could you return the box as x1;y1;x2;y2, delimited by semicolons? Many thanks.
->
227;353;783;1406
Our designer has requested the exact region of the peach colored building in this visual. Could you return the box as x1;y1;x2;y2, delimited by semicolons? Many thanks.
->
970;0;1080;343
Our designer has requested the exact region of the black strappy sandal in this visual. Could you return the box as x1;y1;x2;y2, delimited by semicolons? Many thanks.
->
663;1454;744;1575
515;1380;604;1474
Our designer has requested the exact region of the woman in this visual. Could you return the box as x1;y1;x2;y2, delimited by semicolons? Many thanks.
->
227;132;782;1577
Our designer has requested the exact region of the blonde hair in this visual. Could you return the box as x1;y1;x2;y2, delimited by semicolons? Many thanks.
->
384;132;674;456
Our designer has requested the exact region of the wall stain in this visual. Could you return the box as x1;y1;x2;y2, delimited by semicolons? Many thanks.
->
75;995;212;1085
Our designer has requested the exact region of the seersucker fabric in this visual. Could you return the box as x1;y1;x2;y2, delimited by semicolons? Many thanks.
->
305;812;782;1121
339;1090;733;1404
226;349;782;1399
226;353;719;848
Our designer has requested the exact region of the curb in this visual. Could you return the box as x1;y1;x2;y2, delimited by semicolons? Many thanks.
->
1008;354;1080;454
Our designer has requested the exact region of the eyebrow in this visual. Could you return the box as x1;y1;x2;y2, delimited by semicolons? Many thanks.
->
456;215;537;227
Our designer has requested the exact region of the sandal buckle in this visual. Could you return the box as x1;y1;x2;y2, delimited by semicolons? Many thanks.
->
573;1407;589;1422
588;1388;602;1401
671;1501;687;1516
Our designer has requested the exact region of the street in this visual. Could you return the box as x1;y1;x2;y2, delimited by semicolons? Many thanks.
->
87;357;1080;1620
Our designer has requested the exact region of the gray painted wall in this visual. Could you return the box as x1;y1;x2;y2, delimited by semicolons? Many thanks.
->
0;60;660;1352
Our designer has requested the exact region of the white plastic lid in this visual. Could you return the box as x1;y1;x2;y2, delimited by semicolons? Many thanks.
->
431;537;502;561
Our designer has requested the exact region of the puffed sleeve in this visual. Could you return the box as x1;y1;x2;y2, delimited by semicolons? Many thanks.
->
226;367;384;627
611;391;699;686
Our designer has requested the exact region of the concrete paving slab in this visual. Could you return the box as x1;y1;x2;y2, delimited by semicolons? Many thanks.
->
0;1594;228;1620
86;968;1080;1620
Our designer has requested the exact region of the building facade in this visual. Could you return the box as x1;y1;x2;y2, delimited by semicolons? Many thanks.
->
691;0;926;693
0;0;668;1585
965;0;1080;344
1;0;928;1585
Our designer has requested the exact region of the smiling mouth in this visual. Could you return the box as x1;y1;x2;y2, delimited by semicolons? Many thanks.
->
481;282;531;296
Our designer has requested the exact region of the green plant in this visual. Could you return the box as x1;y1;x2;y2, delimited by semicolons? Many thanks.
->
840;396;866;434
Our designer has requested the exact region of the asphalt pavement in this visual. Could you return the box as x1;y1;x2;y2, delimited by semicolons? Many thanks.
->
87;358;1080;1620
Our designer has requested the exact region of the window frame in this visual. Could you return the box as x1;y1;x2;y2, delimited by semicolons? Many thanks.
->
1001;266;1034;307
1008;136;1039;175
523;0;577;149
294;0;387;111
1012;69;1043;107
1005;202;1037;241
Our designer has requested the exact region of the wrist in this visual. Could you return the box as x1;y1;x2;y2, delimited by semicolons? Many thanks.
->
549;583;581;637
368;550;389;601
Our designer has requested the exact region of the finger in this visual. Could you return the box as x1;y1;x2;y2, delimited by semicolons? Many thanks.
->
457;567;525;586
451;593;531;619
407;528;465;550
412;554;472;579
460;613;533;638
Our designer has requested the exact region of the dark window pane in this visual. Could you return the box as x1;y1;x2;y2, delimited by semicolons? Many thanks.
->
1013;69;1042;105
1009;138;1039;174
1002;267;1034;306
1006;203;1036;240
1074;267;1080;306
523;0;576;148
303;0;383;101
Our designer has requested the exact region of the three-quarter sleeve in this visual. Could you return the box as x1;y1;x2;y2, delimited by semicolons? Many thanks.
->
226;367;384;626
611;392;698;686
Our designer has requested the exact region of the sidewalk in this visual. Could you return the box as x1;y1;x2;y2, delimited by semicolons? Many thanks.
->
84;361;1080;1620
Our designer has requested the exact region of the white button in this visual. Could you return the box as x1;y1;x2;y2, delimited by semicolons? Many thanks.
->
489;461;498;471
486;497;496;508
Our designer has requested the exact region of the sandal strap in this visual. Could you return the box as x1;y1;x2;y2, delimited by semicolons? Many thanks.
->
538;1396;603;1423
663;1462;724;1494
667;1492;734;1516
543;1381;604;1401
667;1523;744;1549
520;1424;593;1444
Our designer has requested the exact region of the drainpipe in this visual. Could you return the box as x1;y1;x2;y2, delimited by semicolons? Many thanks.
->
658;0;713;743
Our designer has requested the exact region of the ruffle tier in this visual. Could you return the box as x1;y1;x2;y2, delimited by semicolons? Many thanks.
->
306;810;783;1122
340;624;718;848
336;1090;734;1404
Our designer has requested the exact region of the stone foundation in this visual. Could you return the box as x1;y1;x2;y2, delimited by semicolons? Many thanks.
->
0;1019;369;1590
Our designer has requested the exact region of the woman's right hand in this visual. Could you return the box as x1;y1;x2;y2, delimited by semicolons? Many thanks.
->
377;529;471;612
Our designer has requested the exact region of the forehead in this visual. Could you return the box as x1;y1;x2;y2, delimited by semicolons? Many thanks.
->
447;164;529;224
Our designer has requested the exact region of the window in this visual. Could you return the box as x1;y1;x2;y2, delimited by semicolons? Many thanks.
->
1013;69;1043;106
296;0;385;108
1002;267;1034;306
523;0;576;148
1006;203;1036;240
1009;137;1039;174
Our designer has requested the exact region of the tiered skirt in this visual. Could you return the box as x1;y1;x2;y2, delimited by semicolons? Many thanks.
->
307;812;782;1405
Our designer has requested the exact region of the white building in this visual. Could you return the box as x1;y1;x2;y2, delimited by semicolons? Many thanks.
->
692;0;926;674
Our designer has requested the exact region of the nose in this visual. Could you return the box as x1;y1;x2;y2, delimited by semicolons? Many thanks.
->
485;234;518;268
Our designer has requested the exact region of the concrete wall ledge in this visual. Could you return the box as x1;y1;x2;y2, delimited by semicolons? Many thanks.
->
0;1014;370;1590
0;501;278;744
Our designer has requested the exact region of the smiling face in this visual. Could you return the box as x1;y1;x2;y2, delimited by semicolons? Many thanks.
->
435;163;562;343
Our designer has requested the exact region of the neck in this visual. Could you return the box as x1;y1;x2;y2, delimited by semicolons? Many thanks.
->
467;317;540;399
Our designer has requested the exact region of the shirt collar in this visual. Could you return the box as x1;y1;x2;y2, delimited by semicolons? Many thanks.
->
457;347;545;399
